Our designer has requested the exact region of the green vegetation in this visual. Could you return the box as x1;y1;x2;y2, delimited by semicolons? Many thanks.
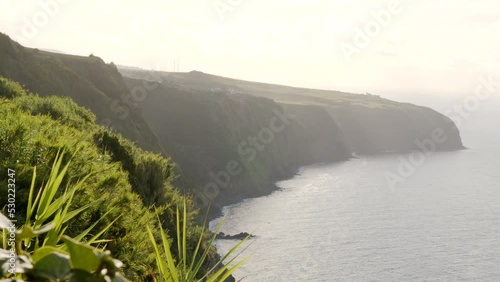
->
0;152;129;281
0;77;246;281
0;144;247;281
147;200;250;282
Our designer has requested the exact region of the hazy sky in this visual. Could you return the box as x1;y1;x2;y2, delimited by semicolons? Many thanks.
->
1;0;500;97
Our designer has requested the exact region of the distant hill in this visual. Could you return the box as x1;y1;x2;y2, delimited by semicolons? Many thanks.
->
119;68;464;154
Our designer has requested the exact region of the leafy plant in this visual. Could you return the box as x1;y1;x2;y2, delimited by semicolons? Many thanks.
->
0;152;129;281
0;77;228;280
19;150;114;251
0;213;129;281
147;200;251;282
0;78;185;279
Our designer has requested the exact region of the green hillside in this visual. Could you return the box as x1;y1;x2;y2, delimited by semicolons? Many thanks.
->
0;77;209;280
0;33;164;155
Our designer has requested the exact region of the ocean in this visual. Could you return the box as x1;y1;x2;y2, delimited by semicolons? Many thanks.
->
211;96;500;281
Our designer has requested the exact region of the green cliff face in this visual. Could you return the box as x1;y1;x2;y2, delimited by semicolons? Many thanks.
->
121;77;351;213
326;103;463;153
118;69;463;157
119;69;463;213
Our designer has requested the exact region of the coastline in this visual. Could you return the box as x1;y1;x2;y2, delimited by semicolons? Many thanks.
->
205;144;467;222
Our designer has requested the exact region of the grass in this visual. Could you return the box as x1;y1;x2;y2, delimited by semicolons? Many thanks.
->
0;77;218;280
0;151;130;281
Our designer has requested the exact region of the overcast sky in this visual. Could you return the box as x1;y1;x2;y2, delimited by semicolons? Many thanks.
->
1;0;499;97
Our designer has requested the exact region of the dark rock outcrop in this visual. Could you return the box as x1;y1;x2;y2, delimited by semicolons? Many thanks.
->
216;232;255;240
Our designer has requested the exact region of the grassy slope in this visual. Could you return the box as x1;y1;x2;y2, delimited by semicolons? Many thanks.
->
118;68;398;107
0;77;208;281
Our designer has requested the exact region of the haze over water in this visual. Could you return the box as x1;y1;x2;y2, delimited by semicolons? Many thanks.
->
212;97;500;281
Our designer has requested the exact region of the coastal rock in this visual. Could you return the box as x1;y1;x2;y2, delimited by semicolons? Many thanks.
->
216;232;255;240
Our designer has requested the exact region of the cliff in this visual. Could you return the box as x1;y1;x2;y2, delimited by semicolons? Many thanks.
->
0;33;464;217
120;68;464;155
118;69;464;214
121;77;351;214
325;103;463;153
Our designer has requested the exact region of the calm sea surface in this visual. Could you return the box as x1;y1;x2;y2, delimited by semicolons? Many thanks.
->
211;97;500;281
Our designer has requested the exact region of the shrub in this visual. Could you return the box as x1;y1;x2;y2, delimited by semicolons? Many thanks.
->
0;77;210;280
0;77;26;99
0;152;129;281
